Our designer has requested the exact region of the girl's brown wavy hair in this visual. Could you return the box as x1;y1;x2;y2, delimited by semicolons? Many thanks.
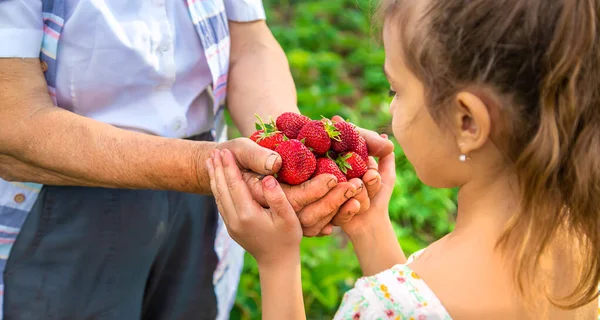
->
379;0;600;309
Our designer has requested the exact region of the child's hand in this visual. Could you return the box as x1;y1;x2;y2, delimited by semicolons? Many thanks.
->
206;149;302;266
333;151;396;237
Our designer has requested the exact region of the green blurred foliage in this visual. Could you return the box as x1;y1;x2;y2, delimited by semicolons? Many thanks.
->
227;0;457;318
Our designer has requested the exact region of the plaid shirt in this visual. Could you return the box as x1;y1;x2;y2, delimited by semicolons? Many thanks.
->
0;0;263;318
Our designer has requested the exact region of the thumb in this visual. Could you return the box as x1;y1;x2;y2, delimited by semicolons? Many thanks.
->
262;176;296;221
378;152;396;189
225;138;282;175
331;115;394;157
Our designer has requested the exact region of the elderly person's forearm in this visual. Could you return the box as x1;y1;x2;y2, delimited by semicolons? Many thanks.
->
0;58;216;193
226;20;299;136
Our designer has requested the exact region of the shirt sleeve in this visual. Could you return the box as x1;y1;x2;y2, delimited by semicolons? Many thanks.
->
222;0;266;22
0;0;43;58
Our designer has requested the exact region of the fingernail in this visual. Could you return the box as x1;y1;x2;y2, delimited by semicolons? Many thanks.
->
367;177;378;186
265;154;279;171
264;176;278;189
328;178;338;189
344;189;356;199
381;134;388;139
357;183;364;192
348;210;357;216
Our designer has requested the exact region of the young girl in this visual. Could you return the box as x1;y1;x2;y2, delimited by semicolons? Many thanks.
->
205;0;600;318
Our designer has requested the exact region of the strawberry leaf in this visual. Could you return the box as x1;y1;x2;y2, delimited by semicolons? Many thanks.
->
254;113;281;137
323;119;341;141
335;153;354;174
337;161;352;174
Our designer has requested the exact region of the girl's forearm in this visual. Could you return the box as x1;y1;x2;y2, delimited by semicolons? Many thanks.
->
258;254;306;320
348;218;406;276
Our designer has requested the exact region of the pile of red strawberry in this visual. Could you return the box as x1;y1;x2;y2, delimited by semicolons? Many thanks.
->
250;112;369;185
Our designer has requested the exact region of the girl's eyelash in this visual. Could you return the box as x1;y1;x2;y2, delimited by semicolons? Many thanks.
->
388;90;397;97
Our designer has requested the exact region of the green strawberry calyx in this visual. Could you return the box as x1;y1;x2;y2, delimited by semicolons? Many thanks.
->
254;114;282;142
320;116;341;142
335;153;354;174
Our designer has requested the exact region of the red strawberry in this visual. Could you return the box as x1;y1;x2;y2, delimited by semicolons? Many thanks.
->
297;119;340;155
336;151;368;179
250;115;287;150
250;130;264;142
274;139;317;185
313;157;347;182
255;132;286;150
275;112;311;139
331;121;361;153
353;136;369;162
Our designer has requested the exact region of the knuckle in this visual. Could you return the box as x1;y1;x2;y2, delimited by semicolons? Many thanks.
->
237;213;252;226
288;193;304;212
303;228;319;237
244;174;261;191
298;212;316;226
227;139;248;156
216;188;225;200
226;177;238;190
0;172;15;182
0;168;15;182
0;157;16;182
228;221;242;234
236;137;252;148
327;201;341;216
269;194;286;208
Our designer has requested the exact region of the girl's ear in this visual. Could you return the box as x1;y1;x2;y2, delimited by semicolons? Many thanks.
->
452;91;491;155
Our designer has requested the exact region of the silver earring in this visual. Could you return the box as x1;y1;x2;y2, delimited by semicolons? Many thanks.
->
459;154;468;162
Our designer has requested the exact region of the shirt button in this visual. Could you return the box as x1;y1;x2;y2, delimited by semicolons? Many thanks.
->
14;194;25;204
173;120;182;131
172;118;187;133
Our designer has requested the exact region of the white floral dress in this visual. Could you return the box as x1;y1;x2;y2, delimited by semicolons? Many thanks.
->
334;250;600;320
333;249;452;320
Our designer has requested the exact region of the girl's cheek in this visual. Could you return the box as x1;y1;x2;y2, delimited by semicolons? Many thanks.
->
391;111;404;141
389;98;397;115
